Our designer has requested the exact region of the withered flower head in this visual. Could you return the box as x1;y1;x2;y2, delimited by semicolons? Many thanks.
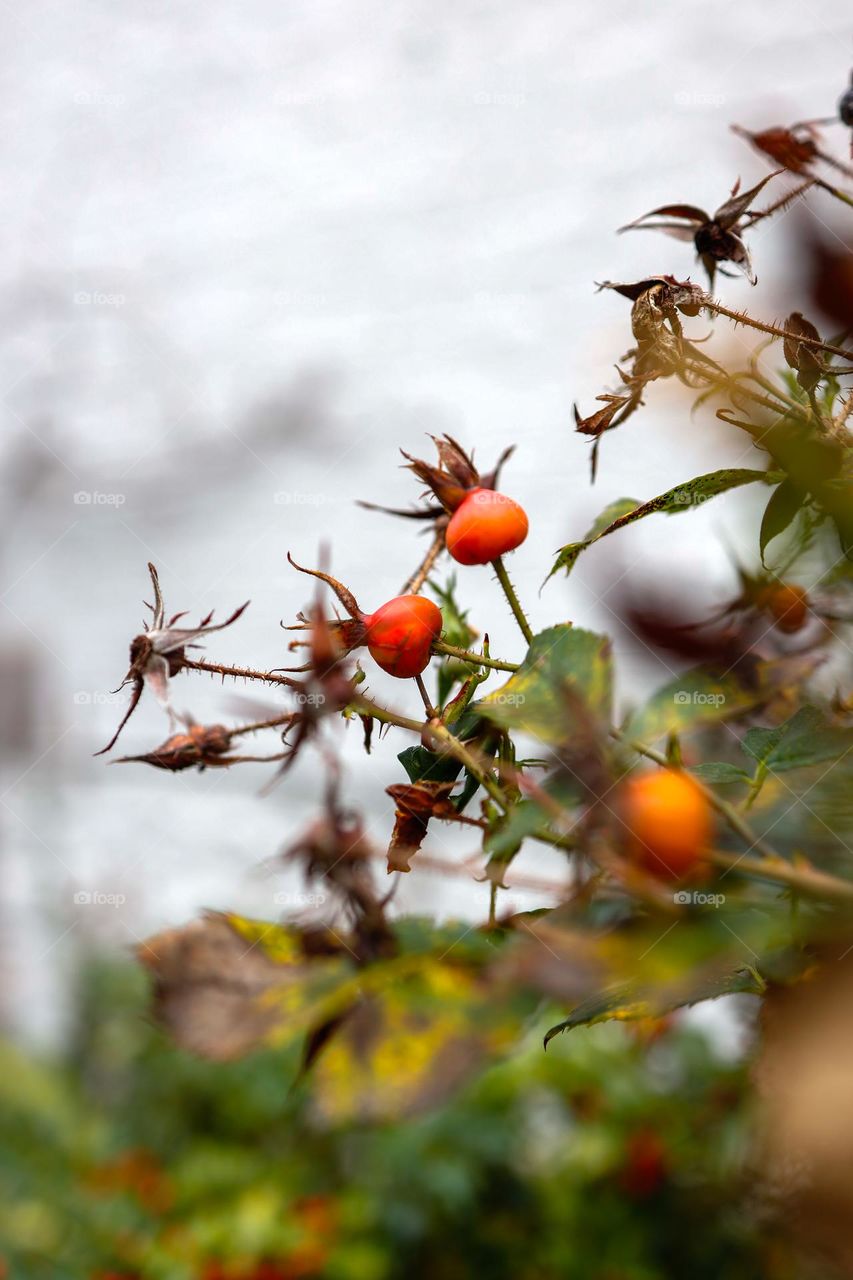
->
97;563;249;756
402;434;515;513
360;434;515;523
283;778;395;962
385;780;457;874
619;172;779;288
115;719;291;772
732;124;819;176
782;311;826;392
576;277;711;479
117;721;233;771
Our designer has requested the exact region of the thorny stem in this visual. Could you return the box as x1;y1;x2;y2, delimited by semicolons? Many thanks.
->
182;657;301;689
230;714;297;737
492;556;534;646
708;849;853;905
401;528;445;596
741;179;814;227
432;640;520;672
703;298;853;364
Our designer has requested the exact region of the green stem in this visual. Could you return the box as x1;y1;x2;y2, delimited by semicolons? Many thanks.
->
743;762;767;811
708;849;853;905
432;639;519;672
492;556;534;646
353;694;511;812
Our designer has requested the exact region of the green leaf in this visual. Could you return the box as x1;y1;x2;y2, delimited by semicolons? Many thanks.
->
308;957;526;1123
759;478;804;564
398;744;462;785
547;498;638;580
547;469;777;581
543;967;762;1044
476;625;613;742
624;666;765;743
743;706;853;773
689;761;751;784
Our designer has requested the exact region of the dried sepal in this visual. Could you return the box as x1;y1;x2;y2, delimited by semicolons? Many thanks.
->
732;124;819;176
97;563;249;755
782;311;826;391
115;720;290;772
385;780;458;873
619;173;780;288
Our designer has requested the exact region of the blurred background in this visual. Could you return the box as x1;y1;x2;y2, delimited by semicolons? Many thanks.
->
0;0;849;1111
3;1;853;1275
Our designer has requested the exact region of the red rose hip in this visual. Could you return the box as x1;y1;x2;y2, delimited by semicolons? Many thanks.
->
445;488;529;566
364;595;443;678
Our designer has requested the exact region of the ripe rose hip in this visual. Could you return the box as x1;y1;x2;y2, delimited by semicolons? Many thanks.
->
445;488;529;566
757;582;809;633
364;595;443;678
623;768;711;881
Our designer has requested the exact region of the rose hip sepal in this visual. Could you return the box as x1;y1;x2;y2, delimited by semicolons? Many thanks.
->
286;555;442;679
359;435;529;565
96;562;249;756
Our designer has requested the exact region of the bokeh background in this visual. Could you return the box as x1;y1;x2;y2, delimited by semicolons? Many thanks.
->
1;0;850;1052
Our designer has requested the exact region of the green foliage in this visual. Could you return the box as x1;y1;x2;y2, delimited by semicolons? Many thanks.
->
0;959;786;1280
477;625;613;739
548;469;777;581
741;706;853;773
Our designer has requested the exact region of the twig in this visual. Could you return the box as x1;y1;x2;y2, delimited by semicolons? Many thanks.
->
703;298;853;364
401;528;445;596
